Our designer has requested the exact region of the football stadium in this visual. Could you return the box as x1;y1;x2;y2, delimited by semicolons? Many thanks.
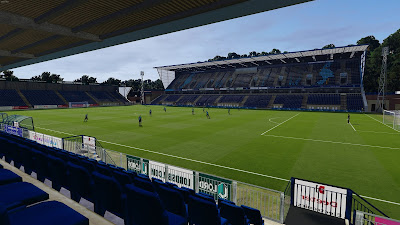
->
0;1;399;225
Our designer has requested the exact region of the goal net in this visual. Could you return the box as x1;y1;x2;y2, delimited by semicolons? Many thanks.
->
69;102;89;108
383;110;400;131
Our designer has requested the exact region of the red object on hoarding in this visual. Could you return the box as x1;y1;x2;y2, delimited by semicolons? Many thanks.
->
375;217;400;225
12;106;29;109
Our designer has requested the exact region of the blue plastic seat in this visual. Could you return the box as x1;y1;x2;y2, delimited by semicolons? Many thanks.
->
92;172;125;219
133;174;155;192
124;184;187;225
241;205;264;225
174;186;195;204
47;154;67;191
188;194;228;225
111;168;134;191
0;201;89;225
219;201;250;225
0;182;49;210
66;162;95;202
0;169;22;185
156;185;188;218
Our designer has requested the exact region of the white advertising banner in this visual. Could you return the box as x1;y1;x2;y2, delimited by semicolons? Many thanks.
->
52;137;63;149
43;134;53;147
29;131;44;145
294;179;347;219
34;105;58;109
149;160;194;189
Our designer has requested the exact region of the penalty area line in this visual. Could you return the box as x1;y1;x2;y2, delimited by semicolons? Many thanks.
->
364;113;400;133
261;113;300;135
262;134;400;150
349;122;356;131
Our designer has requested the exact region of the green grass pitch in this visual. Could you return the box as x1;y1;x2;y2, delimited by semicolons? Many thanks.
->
5;105;400;218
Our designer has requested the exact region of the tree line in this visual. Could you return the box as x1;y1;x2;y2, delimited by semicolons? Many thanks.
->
0;72;165;91
207;29;400;93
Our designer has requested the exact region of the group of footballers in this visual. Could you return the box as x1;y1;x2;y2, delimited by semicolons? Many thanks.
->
83;106;235;126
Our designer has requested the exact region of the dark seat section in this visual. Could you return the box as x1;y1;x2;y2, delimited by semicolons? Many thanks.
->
219;201;250;225
0;182;49;210
66;162;95;203
0;169;22;185
188;194;228;225
58;91;95;104
241;205;264;225
20;90;65;106
0;90;26;106
0;201;89;225
124;184;188;225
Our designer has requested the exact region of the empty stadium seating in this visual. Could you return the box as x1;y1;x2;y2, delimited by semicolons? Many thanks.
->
307;94;340;105
58;91;96;104
20;90;65;106
219;95;244;103
0;90;26;107
243;95;271;108
0;130;266;225
347;94;364;111
274;95;303;109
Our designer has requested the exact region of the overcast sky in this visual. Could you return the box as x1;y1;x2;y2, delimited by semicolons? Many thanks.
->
11;0;400;82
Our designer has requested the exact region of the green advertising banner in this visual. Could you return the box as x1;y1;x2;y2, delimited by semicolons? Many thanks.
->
126;155;149;175
199;173;232;200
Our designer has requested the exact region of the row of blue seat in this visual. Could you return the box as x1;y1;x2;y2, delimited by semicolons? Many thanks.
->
0;161;88;224
0;131;264;225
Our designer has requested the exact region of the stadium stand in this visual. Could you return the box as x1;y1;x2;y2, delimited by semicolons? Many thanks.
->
58;91;96;104
307;94;341;105
0;90;26;107
176;95;199;105
347;94;364;111
21;90;65;106
243;95;271;108
0;130;265;225
153;45;368;112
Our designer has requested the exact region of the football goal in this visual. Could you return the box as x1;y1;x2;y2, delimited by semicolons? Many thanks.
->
383;110;400;131
69;102;89;108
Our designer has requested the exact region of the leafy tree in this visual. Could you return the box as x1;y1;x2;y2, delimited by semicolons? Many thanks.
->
322;44;335;49
1;70;19;81
227;52;240;59
357;35;380;52
269;49;281;54
102;77;121;86
31;72;63;83
74;75;97;85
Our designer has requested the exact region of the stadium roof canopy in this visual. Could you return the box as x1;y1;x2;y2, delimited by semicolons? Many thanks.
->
155;45;369;72
0;0;313;71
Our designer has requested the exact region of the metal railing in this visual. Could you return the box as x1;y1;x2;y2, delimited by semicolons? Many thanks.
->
355;211;400;225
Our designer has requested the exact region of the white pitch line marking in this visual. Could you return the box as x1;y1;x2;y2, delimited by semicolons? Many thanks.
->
364;113;400;133
268;117;280;124
35;126;400;207
261;113;300;135
262;134;400;150
357;130;399;135
349;122;356;131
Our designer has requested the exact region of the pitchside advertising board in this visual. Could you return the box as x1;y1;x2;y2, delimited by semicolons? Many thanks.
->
293;178;349;219
83;136;96;152
28;131;63;148
199;173;231;200
127;155;149;176
5;125;23;137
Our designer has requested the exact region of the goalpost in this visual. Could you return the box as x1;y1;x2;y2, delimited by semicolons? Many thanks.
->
69;102;89;108
383;110;400;131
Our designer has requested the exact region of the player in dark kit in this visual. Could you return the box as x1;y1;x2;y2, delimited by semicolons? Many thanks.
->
139;115;142;126
149;109;152;116
206;111;210;119
347;114;350;124
192;108;195;115
84;114;88;122
164;107;166;112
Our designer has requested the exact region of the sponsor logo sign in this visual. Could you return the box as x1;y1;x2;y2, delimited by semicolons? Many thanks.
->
5;125;23;137
199;173;232;200
294;179;347;219
127;155;149;175
148;160;194;189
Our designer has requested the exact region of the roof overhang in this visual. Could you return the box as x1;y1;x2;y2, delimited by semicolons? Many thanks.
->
155;45;369;71
0;0;313;71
